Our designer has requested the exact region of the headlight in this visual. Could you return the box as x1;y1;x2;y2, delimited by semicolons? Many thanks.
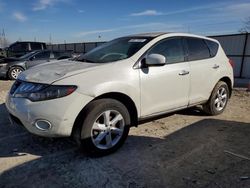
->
13;82;77;102
0;63;7;67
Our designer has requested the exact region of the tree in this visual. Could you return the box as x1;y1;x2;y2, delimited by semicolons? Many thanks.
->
239;17;250;33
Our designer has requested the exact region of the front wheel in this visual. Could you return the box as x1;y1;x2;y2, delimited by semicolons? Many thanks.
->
8;67;24;80
203;81;229;115
73;99;130;157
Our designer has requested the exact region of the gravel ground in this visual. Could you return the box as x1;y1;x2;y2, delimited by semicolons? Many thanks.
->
0;80;250;188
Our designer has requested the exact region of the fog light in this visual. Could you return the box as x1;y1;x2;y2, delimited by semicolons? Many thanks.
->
35;120;52;131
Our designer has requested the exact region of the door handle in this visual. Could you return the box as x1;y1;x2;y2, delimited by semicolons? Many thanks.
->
179;70;189;76
213;64;220;69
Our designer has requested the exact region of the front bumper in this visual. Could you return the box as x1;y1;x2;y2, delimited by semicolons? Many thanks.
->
5;91;93;137
0;64;7;78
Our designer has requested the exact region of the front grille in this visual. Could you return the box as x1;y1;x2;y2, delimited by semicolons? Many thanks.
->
10;80;22;95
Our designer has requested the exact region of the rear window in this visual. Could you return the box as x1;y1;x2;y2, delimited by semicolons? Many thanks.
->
205;40;219;57
10;43;28;52
30;43;42;50
186;38;210;61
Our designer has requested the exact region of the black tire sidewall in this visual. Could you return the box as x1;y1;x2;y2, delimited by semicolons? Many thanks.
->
79;99;130;156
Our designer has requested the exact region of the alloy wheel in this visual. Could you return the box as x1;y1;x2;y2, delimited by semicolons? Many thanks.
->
91;110;125;150
11;68;23;79
214;87;227;111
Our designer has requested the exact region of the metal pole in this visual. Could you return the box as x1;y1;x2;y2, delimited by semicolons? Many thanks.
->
240;32;248;78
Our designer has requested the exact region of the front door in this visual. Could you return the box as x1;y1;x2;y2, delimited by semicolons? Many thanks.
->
140;37;190;117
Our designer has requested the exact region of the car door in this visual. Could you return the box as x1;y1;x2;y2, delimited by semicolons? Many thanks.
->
26;51;50;68
184;37;218;104
139;37;190;117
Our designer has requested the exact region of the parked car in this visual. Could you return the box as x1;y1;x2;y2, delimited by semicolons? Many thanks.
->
6;33;233;156
4;41;46;58
0;48;5;59
0;50;72;79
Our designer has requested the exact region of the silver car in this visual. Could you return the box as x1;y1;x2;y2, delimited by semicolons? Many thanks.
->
0;50;72;80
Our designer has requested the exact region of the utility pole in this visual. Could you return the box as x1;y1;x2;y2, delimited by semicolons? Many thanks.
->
2;29;7;48
49;34;52;44
0;29;2;48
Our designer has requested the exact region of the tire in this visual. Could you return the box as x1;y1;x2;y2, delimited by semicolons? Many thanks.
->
203;81;229;115
73;99;131;157
8;67;24;80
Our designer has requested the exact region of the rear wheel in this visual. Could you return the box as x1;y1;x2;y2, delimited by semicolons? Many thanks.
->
203;81;229;115
73;99;130;157
8;67;24;80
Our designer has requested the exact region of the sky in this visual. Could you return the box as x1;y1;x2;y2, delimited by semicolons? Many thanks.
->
0;0;250;44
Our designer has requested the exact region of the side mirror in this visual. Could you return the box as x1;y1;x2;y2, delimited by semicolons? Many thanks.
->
145;54;166;66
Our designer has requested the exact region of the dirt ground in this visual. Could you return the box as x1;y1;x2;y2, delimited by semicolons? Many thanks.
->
0;80;249;188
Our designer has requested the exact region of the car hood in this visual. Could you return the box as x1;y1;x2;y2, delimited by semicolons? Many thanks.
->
18;59;104;84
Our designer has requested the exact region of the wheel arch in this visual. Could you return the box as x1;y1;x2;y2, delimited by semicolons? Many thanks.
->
8;64;26;71
219;76;233;97
71;92;139;138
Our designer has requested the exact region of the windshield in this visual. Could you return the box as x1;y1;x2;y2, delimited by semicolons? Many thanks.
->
76;37;152;63
19;51;38;60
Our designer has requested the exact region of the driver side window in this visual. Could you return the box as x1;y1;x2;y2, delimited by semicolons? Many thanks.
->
148;38;185;64
33;51;50;60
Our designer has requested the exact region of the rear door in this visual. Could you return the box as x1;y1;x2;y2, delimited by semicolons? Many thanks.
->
184;37;219;104
140;37;190;117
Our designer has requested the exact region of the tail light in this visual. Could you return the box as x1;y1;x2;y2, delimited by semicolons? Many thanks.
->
228;59;234;68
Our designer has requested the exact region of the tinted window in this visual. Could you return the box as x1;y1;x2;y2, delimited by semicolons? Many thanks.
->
10;43;28;52
186;38;210;61
19;51;38;60
33;51;50;59
30;43;42;50
53;51;71;59
41;43;46;50
53;51;60;58
148;38;184;64
205;40;219;57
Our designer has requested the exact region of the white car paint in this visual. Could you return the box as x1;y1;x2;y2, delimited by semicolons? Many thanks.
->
6;32;233;137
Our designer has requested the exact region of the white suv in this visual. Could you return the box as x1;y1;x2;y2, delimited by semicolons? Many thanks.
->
6;33;234;156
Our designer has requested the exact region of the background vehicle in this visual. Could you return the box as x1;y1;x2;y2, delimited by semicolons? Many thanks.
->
6;33;234;156
0;48;5;59
0;50;72;79
3;41;46;58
